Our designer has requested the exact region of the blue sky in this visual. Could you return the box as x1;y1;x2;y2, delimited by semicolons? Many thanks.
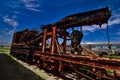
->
0;0;120;45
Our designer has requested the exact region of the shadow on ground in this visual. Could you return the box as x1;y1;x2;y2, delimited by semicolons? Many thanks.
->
0;52;44;80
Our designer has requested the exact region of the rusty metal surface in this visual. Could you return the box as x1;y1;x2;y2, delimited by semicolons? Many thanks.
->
11;29;45;47
50;26;56;54
33;51;120;79
11;7;120;80
42;7;111;30
34;51;120;70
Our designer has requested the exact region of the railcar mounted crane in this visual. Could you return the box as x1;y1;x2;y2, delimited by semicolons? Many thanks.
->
10;7;120;80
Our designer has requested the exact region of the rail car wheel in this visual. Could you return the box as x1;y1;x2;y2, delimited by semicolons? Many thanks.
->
43;61;48;69
11;52;15;57
33;56;39;64
10;50;14;55
14;53;18;58
24;53;33;64
45;60;55;71
53;61;63;73
25;55;31;64
37;58;44;68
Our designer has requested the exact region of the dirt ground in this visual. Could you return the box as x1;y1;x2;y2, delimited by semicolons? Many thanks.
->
0;52;60;80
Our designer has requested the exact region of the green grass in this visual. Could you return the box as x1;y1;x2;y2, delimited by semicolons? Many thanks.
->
106;70;114;75
103;55;120;59
0;46;10;53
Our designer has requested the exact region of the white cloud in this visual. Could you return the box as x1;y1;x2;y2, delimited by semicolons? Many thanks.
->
116;32;120;35
5;0;42;13
119;29;120;31
5;1;21;8
108;18;120;26
84;0;120;32
83;17;120;32
115;29;120;36
14;11;20;14
26;7;41;12
83;25;100;32
22;0;42;12
4;28;15;35
12;15;17;19
3;15;18;27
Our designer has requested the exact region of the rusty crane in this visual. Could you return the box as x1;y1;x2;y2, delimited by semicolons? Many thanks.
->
10;7;120;80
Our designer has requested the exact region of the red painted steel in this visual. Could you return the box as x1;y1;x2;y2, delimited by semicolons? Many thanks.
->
10;7;120;79
50;26;56;54
42;29;47;53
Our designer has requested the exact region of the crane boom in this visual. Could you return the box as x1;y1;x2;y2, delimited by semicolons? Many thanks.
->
43;7;111;30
